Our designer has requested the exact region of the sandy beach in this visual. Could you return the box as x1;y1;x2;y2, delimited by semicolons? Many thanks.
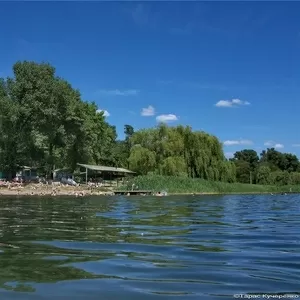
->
0;183;114;197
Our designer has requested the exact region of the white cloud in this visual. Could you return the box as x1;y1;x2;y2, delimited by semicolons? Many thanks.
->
215;98;250;108
292;144;300;147
141;105;155;116
274;143;284;149
225;152;234;158
223;139;253;146
156;114;178;123
264;140;273;146
97;89;139;96
264;140;284;149
96;109;110;117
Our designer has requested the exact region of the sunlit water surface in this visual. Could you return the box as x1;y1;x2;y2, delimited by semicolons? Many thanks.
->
0;194;299;299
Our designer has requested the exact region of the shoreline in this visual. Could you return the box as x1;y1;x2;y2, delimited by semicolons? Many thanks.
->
0;187;298;197
0;186;113;197
168;191;298;196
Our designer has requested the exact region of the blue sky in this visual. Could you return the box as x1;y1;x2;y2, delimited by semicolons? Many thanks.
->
1;1;300;158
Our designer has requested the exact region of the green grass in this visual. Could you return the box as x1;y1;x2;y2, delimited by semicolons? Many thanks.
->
120;175;300;194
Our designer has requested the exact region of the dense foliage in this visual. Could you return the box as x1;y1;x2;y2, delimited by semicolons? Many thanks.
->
230;149;300;186
0;61;117;178
126;125;236;182
0;61;299;186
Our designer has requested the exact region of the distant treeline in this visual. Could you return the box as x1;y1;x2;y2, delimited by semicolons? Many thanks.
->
230;148;300;185
0;61;299;185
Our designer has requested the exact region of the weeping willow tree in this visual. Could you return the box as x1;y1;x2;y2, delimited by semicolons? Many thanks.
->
128;124;236;183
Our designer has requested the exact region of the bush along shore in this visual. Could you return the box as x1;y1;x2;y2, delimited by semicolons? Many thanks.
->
120;175;300;195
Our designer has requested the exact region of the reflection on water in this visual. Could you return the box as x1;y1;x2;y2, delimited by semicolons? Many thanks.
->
0;194;300;299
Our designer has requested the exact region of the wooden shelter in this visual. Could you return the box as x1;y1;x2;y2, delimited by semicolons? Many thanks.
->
16;166;38;181
77;163;136;184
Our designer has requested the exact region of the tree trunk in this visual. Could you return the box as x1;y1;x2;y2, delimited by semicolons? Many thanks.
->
48;142;54;177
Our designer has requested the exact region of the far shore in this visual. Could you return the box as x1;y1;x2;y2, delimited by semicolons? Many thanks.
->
0;186;298;197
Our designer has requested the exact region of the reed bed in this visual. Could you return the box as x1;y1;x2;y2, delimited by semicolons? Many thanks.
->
122;175;300;194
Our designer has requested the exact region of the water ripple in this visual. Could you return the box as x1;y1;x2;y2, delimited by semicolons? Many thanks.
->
0;194;299;299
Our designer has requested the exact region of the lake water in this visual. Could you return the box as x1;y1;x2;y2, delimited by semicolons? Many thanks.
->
0;195;299;299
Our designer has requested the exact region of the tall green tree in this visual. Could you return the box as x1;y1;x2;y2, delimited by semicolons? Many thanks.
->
233;147;300;185
0;61;117;177
123;124;135;168
230;149;259;183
